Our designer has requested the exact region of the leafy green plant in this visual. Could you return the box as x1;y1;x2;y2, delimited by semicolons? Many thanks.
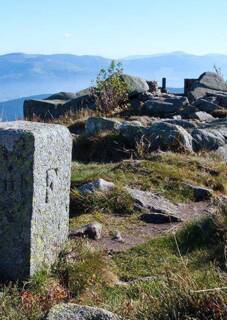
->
92;60;129;114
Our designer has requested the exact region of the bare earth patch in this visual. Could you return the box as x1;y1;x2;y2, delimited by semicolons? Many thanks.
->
70;200;211;252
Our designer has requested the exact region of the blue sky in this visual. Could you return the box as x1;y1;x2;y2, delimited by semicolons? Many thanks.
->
0;0;227;57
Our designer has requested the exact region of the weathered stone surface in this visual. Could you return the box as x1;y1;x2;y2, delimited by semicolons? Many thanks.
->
213;92;227;108
78;178;115;194
126;188;182;223
120;121;194;152
126;188;179;216
121;74;149;96
144;100;175;116
199;118;227;138
24;98;65;120
46;303;121;320
47;91;79;101
144;95;189;117
119;121;145;141
194;98;221;113
85;117;121;135
146;122;193;152
70;222;103;240
0;121;72;280
24;88;95;120
192;111;215;122
187;72;227;101
191;128;225;151
163;119;197;129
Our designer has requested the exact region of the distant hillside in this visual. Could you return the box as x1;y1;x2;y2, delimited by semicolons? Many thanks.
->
0;94;49;121
0;52;227;101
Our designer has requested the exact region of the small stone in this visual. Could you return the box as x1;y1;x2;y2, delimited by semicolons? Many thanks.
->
78;178;115;194
70;222;102;240
112;231;124;243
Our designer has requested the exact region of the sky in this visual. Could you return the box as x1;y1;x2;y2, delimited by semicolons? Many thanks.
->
0;0;227;58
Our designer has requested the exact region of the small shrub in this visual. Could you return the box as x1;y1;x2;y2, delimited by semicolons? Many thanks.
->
91;60;129;114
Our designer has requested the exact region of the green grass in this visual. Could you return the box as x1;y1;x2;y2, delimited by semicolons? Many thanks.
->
71;152;227;203
70;187;134;216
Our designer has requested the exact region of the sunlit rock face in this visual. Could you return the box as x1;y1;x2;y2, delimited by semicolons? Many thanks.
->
0;121;72;280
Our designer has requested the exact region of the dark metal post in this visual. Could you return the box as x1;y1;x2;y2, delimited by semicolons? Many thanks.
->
162;77;167;93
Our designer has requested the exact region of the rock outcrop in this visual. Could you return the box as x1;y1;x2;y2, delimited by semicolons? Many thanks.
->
121;74;149;96
187;72;227;101
24;88;95;120
85;117;121;135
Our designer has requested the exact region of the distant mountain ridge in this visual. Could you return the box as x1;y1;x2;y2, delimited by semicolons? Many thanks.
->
0;52;227;101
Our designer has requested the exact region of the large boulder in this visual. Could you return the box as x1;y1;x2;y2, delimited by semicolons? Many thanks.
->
146;122;193;153
120;74;149;96
47;92;79;101
24;88;95;120
162;119;197;129
193;98;222;113
46;303;121;320
144;96;189;117
187;72;227;101
119;121;146;141
190;111;215;122
199;118;227;138
85;117;121;135
119;121;194;153
191;128;225;151
213;92;227;108
24;98;65;120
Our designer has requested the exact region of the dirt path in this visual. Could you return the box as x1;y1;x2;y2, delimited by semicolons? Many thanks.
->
87;201;211;252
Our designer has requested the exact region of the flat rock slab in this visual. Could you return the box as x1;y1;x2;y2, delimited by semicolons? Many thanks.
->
46;303;122;320
126;187;180;215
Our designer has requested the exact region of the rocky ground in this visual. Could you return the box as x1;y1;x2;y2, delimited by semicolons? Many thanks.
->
0;71;227;319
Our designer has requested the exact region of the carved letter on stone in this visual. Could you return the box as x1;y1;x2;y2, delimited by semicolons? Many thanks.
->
45;168;58;203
